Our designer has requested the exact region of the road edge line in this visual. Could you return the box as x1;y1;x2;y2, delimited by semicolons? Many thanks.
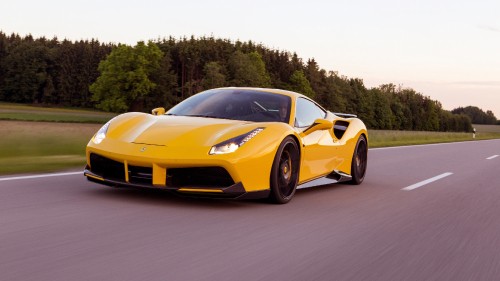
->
0;171;82;182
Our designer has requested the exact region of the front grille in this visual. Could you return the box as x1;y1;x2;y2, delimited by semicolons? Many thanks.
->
166;167;234;188
89;154;125;181
128;165;153;185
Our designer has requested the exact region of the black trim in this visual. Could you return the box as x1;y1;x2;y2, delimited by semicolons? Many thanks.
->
128;165;153;185
89;153;125;181
236;189;271;200
333;120;350;139
166;167;234;188
84;168;269;199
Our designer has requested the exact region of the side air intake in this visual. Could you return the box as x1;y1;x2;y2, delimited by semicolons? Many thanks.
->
333;121;350;139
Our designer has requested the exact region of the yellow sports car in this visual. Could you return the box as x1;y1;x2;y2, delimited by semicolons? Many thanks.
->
84;87;368;203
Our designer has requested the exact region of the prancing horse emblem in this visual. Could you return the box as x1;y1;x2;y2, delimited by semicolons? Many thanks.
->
140;147;147;152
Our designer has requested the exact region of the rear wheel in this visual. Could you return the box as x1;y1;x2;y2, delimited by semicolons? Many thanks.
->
269;137;300;204
349;135;368;185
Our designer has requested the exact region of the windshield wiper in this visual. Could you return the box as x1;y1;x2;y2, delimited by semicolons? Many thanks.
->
186;114;225;119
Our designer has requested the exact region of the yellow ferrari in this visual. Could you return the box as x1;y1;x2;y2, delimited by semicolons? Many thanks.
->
84;87;368;203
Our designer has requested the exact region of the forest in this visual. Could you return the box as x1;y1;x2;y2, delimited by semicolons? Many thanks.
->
0;32;496;131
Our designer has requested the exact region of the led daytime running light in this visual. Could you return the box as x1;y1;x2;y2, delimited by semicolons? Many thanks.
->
209;128;264;155
239;128;264;146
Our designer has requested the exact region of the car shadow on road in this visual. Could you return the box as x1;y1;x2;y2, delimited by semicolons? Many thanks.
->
86;186;272;209
83;179;358;209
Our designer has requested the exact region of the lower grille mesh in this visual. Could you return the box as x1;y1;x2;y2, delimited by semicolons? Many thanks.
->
89;154;125;181
166;167;234;188
89;154;234;189
128;165;153;185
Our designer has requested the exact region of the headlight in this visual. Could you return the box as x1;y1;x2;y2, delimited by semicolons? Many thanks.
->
92;121;111;144
209;128;264;155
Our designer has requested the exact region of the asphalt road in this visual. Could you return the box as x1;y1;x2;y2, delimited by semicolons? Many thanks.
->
1;140;499;281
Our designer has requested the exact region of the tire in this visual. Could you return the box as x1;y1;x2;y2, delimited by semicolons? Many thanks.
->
349;135;368;185
269;136;300;204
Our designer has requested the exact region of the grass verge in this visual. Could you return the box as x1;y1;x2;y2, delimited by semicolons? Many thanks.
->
369;129;500;148
0;121;101;175
0;102;116;123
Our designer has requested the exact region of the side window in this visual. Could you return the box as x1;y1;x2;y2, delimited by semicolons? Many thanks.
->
295;98;326;127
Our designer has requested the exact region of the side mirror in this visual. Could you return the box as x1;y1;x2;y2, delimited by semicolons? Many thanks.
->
152;107;165;116
300;118;333;137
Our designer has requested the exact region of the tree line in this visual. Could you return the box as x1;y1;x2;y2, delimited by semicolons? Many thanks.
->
1;32;494;132
451;106;497;125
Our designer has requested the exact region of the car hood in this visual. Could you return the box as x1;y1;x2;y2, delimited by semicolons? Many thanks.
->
106;114;255;147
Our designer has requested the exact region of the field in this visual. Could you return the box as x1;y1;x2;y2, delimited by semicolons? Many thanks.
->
472;124;500;133
369;126;500;147
1;105;500;175
0;103;116;123
0;121;101;174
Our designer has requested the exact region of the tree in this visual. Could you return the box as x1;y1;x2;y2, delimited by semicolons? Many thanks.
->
146;52;178;110
228;51;271;87
451;106;497;124
369;88;393;129
0;32;8;100
90;41;163;112
287;70;315;98
202;61;226;89
322;72;347;113
345;78;374;126
1;41;50;103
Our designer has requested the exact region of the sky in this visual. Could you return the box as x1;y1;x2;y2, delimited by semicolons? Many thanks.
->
1;0;499;117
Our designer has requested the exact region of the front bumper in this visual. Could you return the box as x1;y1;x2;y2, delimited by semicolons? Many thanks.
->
85;136;276;199
84;163;270;200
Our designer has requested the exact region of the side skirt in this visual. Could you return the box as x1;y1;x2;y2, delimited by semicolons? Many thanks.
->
297;171;352;190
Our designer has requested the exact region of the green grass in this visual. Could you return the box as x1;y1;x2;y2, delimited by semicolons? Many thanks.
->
0;121;101;175
0;102;116;123
0;102;112;174
0;155;87;174
369;129;500;148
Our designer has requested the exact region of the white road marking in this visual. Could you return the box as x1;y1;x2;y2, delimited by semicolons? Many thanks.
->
402;172;454;191
486;155;499;160
0;172;81;182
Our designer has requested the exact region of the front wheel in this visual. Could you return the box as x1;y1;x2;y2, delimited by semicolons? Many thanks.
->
349;135;368;185
269;136;300;204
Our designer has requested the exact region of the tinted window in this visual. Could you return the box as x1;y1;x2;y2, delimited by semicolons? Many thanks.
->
167;89;291;123
295;98;326;127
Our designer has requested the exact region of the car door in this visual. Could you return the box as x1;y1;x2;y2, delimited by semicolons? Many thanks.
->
295;98;341;182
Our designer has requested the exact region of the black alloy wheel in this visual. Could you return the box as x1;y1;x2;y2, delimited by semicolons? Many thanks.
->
349;135;368;185
270;136;300;204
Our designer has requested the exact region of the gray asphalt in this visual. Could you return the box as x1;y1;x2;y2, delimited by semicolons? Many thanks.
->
1;139;499;281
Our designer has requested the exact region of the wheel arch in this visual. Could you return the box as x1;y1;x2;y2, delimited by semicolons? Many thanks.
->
287;134;302;158
269;134;301;204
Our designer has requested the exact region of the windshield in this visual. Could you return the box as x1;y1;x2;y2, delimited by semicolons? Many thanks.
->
167;89;291;123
